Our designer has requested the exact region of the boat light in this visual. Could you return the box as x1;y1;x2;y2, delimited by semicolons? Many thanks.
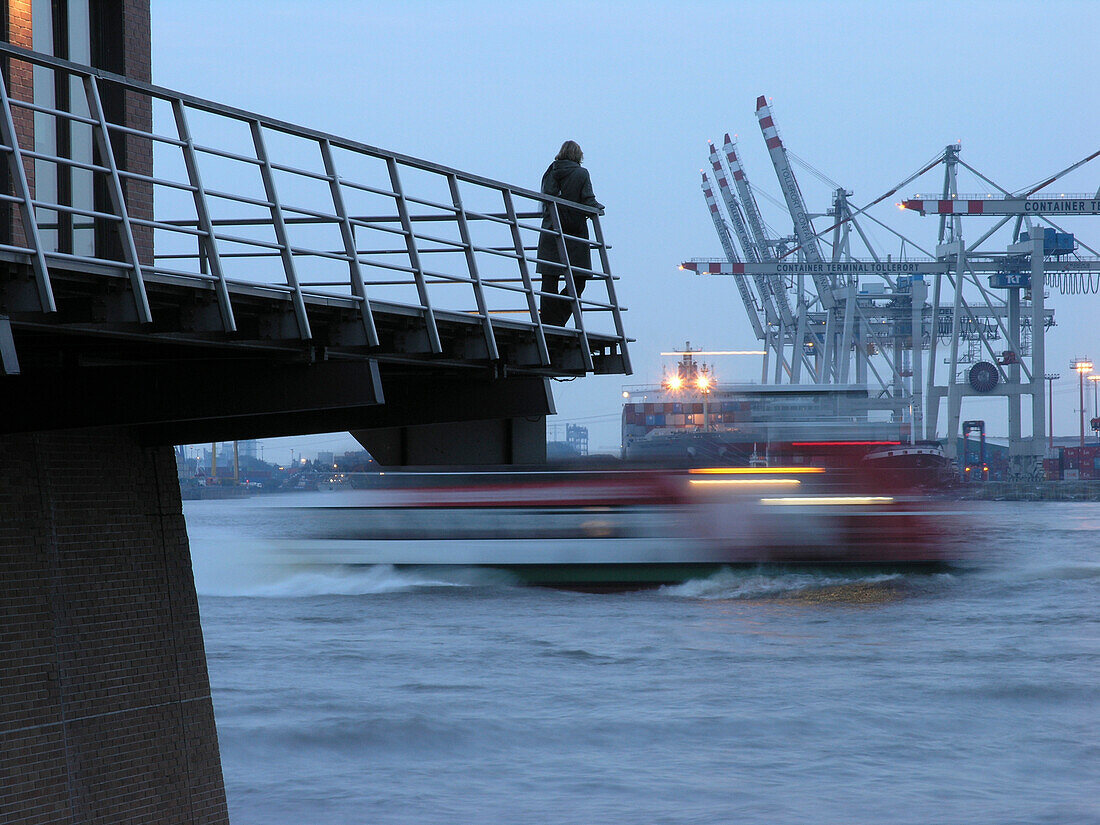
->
759;496;895;506
790;441;901;446
689;478;801;487
689;467;825;475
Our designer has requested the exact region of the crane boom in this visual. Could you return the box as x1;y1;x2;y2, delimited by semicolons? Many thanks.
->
709;143;758;263
708;145;786;326
721;134;773;261
701;172;766;340
756;95;836;309
901;196;1100;216
717;136;795;327
702;172;741;264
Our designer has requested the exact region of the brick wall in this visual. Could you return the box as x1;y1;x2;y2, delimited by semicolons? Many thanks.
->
2;0;153;264
120;0;153;265
4;1;35;249
0;429;229;825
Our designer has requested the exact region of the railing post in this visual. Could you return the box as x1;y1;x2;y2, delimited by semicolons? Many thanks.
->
547;201;593;371
0;64;53;312
501;190;549;366
446;173;498;361
590;213;632;374
250;119;311;340
83;74;152;323
172;99;235;332
320;138;378;347
386;156;441;354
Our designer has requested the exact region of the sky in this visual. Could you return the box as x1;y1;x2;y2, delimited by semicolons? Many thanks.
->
153;0;1100;457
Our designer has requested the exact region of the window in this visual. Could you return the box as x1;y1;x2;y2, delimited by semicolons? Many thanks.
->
31;0;94;256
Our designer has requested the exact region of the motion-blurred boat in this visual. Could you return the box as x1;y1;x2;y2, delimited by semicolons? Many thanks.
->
267;466;968;590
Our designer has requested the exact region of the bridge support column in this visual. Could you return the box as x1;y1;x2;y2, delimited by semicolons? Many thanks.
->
357;415;548;466
0;429;229;824
351;375;555;466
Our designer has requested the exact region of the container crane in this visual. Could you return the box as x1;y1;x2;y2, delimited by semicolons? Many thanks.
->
716;135;806;381
721;134;774;262
700;171;767;343
720;135;797;325
707;145;787;329
755;95;835;309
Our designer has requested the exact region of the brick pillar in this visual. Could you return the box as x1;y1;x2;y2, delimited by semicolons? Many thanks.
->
0;429;230;825
3;1;35;249
120;0;153;266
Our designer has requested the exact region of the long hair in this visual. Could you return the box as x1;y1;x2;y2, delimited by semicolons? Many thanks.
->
555;140;583;163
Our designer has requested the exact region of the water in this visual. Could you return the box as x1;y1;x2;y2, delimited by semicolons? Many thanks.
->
186;494;1100;824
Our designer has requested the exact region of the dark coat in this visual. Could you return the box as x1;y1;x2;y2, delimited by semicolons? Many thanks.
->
535;159;604;278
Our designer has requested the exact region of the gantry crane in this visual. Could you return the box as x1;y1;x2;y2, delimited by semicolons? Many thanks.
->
707;143;803;381
700;171;767;355
683;97;1099;477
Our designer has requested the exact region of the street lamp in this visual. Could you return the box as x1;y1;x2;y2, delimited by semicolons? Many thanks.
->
1089;374;1100;442
696;369;713;432
1045;373;1060;453
1072;358;1093;448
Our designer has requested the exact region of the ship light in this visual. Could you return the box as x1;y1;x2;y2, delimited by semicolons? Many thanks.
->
689;478;801;487
666;375;684;391
689;467;825;475
759;496;895;506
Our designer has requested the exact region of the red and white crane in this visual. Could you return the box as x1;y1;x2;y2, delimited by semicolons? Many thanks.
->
900;195;1100;216
700;171;766;342
707;144;789;328
715;137;798;329
756;95;836;309
721;134;774;263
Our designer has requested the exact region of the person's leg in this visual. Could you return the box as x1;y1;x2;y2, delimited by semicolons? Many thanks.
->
539;266;563;325
564;275;589;326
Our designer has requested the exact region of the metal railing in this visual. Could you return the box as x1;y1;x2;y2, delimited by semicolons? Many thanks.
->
0;43;630;373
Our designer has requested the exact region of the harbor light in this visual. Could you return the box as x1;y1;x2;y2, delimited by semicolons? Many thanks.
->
1072;357;1093;447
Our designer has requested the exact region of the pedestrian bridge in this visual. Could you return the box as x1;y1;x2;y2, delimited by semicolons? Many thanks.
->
0;40;637;825
0;42;630;457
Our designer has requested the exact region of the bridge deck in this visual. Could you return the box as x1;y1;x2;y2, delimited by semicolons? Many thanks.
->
0;43;630;405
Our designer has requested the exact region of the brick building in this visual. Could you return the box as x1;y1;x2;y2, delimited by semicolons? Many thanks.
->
1;4;230;823
1;0;152;262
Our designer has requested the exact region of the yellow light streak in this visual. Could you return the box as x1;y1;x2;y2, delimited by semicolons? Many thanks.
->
759;496;895;506
688;467;825;475
689;479;801;487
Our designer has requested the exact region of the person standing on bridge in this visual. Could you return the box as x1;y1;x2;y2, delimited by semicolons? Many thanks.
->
536;140;604;327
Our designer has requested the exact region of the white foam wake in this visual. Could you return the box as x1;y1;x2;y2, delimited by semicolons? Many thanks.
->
198;563;516;598
658;567;906;600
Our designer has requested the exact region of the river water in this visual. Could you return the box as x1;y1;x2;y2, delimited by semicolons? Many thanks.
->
185;494;1100;824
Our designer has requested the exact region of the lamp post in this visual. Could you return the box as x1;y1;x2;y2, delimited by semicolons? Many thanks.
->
1045;373;1060;453
1089;374;1100;443
1071;358;1093;448
696;368;712;433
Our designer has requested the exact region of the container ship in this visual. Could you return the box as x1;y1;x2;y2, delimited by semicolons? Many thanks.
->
620;348;953;491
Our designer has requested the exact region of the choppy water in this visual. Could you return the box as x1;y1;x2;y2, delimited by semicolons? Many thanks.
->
186;495;1100;824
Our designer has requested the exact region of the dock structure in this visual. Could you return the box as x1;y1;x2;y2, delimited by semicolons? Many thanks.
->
684;95;1100;481
0;26;629;825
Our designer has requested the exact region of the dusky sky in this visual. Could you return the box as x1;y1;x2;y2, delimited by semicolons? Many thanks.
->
154;0;1100;457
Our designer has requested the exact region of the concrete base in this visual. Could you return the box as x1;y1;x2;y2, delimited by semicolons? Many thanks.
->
0;429;229;825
